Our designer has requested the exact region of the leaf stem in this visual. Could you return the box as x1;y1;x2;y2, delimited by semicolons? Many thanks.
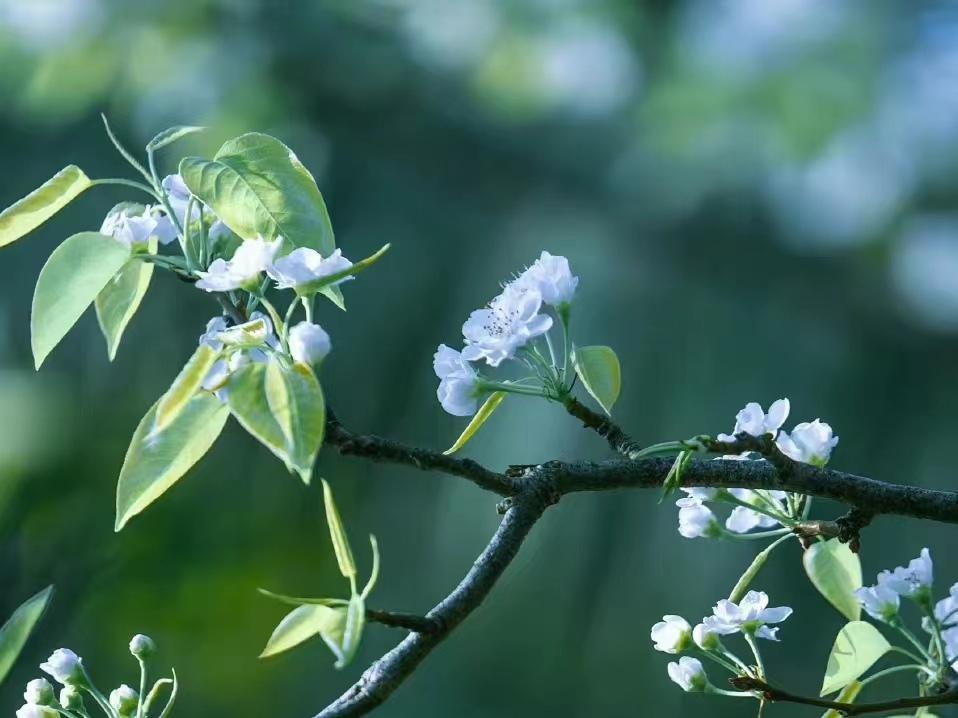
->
90;178;161;200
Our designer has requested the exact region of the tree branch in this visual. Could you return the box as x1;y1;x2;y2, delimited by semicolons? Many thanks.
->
365;609;440;634
730;676;958;716
313;488;550;718
562;396;642;458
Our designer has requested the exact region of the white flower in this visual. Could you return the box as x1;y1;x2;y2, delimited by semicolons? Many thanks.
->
855;584;900;621
650;615;691;654
199;316;230;351
195;237;282;292
109;685;139;716
209;219;232;242
267;247;353;290
703;590;792;641
944;626;958;662
681;487;719;501
288;321;332;364
433;344;482;416
676;497;720;539
129;634;156;658
717;399;790;442
461;284;553;367
725;489;788;534
100;205;169;248
513;251;578;306
775;419;839;466
39;649;82;685
877;548;933;600
692;623;719;651
934;584;958;626
161;174;201;226
199;313;278;393
23;678;53;705
666;656;707;692
16;705;57;718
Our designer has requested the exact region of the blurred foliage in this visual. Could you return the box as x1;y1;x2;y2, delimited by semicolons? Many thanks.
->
2;0;958;715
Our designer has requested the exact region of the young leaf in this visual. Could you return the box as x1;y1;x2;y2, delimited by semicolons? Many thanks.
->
820;681;862;718
0;166;91;248
361;535;380;600
573;345;621;415
322;479;356;580
153;344;220;435
257;589;348;608
147;126;205;153
320;285;346;311
820;621;890;696
728;537;787;603
95;256;154;361
0;585;53;686
294;244;391;297
179;133;335;255
804;539;862;621
259;604;344;659
31;232;131;369
115;393;229;531
444;391;506;455
335;594;366;669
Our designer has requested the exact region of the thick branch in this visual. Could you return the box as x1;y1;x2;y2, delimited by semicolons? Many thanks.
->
365;609;440;634
324;409;516;495
731;677;958;716
313;489;550;717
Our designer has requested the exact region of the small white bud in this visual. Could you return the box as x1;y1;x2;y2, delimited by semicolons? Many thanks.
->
129;634;156;658
59;685;83;711
23;678;54;705
16;705;58;718
109;685;139;716
39;649;83;685
288;321;331;365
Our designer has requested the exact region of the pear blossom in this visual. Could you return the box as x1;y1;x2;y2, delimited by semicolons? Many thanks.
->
703;591;792;640
39;649;83;685
717;399;790;442
513;251;578;306
725;489;789;534
855;584;900;621
692;623;719;651
23;678;53;705
666;656;707;692
876;548;933;600
676;497;720;539
129;634;156;658
461;283;553;367
15;706;57;718
433;344;482;416
650;615;691;654
199;316;230;351
195;237;282;292
934;584;958;626
775;419;839;466
161;174;201;226
100;205;172;248
943;627;958;661
288;321;332;364
199;313;278;392
109;684;139;716
267;247;354;290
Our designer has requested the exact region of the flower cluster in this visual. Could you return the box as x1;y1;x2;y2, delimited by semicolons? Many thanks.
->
18;635;175;718
433;251;577;415
717;398;839;467
650;591;792;695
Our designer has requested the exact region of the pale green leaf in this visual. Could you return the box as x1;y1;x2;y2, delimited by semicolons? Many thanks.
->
0;585;53;686
322;479;356;580
295;243;391;297
728;537;782;603
804;539;863;621
95;256;154;361
444;392;506;455
0;166;91;247
361;535;380;600
153;344;220;434
820;681;863;718
257;589;348;608
115;392;229;531
179;133;335;254
259;604;344;658
147;125;205;152
336;594;365;669
573;345;621;415
32;231;131;368
820;621;890;696
320;285;346;311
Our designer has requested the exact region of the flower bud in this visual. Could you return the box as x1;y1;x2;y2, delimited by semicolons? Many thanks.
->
129;634;157;659
650;615;691;654
288;321;331;365
23;678;54;705
692;623;720;651
109;685;139;716
16;705;57;718
667;656;707;692
39;649;83;686
59;686;83;711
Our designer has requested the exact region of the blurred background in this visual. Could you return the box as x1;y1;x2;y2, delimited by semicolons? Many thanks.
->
1;0;958;715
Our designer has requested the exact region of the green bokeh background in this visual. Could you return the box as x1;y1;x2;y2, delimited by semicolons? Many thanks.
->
2;1;958;715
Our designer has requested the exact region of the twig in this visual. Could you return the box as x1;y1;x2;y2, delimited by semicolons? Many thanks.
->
562;396;642;458
365;610;440;634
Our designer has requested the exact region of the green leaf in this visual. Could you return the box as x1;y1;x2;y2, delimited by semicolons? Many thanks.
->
444;392;506;455
226;361;325;483
804;539;863;621
95;255;154;361
820;681;863;718
115;393;229;531
361;535;380;600
147;125;205;152
179;133;335;254
32;232;131;368
322;479;356;580
295;243;391;297
0;166;91;248
257;589;348;608
320;285;346;311
0;585;53;687
153;344;220;434
820;621;890;696
573;345;621;415
336;594;365;669
259;604;344;659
